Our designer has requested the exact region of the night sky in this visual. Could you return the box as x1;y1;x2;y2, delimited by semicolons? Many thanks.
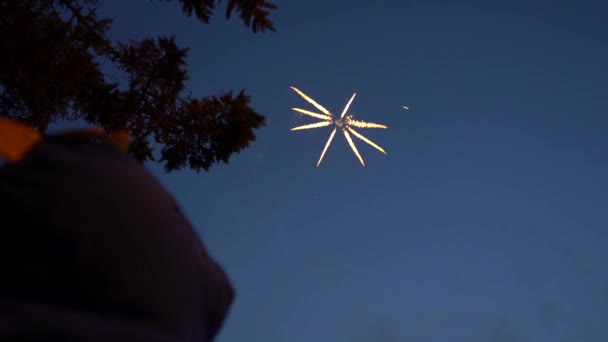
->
51;1;608;341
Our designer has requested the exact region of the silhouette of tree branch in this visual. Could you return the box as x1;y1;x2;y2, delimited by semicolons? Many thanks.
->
0;0;275;172
160;0;278;32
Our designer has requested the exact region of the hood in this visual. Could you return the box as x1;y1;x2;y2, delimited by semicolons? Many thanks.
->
0;136;234;341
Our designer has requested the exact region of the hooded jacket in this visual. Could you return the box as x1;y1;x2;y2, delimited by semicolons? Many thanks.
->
0;135;234;341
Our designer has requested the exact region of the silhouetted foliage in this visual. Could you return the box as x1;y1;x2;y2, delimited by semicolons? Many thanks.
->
162;0;277;32
0;0;277;172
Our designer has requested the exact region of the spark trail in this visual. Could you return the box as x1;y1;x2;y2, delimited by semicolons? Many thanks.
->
289;86;389;167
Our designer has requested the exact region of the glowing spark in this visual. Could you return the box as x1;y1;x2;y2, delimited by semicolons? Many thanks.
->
317;128;337;167
347;118;387;129
347;127;387;154
292;107;331;120
340;93;357;118
342;129;365;166
291;121;332;131
289;86;388;167
403;106;409;110
290;86;331;116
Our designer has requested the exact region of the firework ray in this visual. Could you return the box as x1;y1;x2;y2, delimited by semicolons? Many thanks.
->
290;86;332;116
342;129;365;166
317;128;337;167
347;118;387;129
292;107;332;120
291;121;332;131
339;93;357;118
289;86;389;166
347;127;387;154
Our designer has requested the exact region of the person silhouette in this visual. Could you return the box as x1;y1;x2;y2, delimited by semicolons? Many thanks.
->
0;120;234;341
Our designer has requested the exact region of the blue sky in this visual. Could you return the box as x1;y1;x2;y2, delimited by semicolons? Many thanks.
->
56;1;608;340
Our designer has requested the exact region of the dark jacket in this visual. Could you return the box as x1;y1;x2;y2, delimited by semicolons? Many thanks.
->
0;137;234;341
